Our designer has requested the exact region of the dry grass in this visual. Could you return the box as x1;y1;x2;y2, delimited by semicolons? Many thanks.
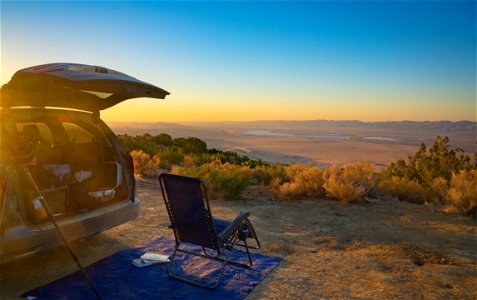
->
130;149;150;177
172;162;252;200
431;177;449;204
272;163;324;200
322;161;375;203
130;150;162;177
448;170;477;216
130;147;476;217
378;176;430;204
143;155;162;177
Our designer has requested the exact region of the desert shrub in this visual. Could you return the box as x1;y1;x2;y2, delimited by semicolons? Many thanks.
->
117;133;160;155
384;136;474;186
173;137;207;154
244;159;269;169
142;155;162;177
172;162;252;200
447;170;477;216
323;161;375;203
254;163;287;185
152;133;173;146
378;176;430;204
207;164;252;200
183;154;197;168
272;163;325;200
208;150;251;166
382;136;476;207
118;134;207;156
118;133;268;170
156;147;185;169
430;177;449;204
130;149;151;177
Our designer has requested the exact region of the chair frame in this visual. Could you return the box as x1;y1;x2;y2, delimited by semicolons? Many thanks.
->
159;173;260;289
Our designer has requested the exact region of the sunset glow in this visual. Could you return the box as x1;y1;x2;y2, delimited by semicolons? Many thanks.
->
2;1;475;122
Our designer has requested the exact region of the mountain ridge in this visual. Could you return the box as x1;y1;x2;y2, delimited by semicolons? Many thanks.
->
107;120;477;133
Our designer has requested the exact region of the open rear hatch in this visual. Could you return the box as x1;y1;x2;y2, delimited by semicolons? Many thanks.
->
1;63;170;111
1;63;169;224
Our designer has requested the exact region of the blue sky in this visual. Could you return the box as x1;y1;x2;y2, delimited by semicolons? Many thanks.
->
1;1;476;122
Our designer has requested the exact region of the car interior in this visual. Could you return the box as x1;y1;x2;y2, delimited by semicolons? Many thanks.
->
3;113;128;224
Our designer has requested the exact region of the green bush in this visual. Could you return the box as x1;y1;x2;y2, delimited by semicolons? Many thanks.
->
117;134;158;155
124;133;477;217
152;133;173;146
254;163;287;185
173;137;207;154
382;136;476;206
172;162;251;200
208;150;250;165
384;136;473;186
156;147;185;169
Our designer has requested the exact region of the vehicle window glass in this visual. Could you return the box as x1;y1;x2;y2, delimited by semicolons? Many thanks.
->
15;122;53;144
63;122;95;144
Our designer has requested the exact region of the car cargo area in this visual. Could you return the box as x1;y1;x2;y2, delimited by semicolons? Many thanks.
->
1;109;131;225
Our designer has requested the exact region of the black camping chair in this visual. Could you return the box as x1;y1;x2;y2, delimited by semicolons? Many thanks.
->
159;173;260;289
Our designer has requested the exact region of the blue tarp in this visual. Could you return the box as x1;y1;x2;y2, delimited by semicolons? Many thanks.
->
21;236;281;299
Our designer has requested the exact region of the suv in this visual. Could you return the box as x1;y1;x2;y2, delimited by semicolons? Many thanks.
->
0;63;169;263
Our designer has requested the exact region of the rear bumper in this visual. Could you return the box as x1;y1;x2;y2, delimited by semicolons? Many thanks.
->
0;199;139;264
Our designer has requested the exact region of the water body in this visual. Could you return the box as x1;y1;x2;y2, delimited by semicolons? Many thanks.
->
243;130;349;140
311;134;350;140
364;137;397;141
243;130;293;137
243;130;395;142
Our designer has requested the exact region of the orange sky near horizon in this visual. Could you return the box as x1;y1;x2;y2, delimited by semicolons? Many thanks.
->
0;69;474;122
98;93;475;123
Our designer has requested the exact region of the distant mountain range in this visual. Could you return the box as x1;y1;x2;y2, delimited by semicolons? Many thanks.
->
108;119;476;165
107;120;476;137
108;119;476;127
178;120;477;133
297;120;476;132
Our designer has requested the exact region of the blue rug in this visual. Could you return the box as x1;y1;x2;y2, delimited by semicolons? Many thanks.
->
21;236;281;299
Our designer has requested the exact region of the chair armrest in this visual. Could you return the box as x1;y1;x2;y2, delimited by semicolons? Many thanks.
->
217;211;250;242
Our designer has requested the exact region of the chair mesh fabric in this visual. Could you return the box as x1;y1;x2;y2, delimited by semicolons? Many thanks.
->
212;218;231;237
161;174;217;249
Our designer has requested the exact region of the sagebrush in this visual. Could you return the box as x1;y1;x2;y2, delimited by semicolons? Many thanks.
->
122;134;477;217
323;161;375;203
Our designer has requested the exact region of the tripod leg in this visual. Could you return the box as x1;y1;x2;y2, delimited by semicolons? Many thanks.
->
23;168;102;300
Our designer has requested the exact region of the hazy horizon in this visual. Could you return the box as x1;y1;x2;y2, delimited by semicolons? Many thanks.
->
108;118;476;166
105;119;477;124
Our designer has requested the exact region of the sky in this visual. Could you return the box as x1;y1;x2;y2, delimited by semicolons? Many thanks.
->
1;1;476;122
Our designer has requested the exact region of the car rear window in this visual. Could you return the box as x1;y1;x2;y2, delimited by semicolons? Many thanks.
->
15;122;54;144
62;122;95;144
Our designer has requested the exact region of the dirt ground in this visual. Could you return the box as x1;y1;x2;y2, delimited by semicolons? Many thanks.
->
1;180;476;299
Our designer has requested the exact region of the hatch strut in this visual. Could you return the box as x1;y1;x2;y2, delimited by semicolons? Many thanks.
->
23;168;102;300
